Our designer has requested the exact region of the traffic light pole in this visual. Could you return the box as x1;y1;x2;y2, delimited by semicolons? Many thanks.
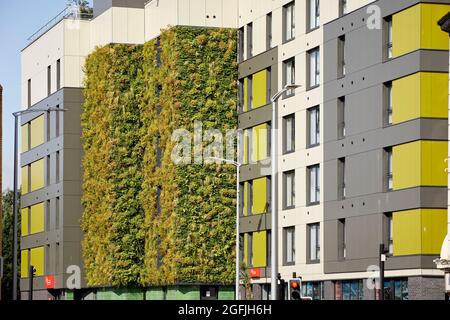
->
379;243;385;301
29;265;35;300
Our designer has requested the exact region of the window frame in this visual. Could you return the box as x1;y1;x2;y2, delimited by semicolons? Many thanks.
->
247;23;253;59
307;106;320;148
283;113;296;154
308;164;321;205
308;0;320;31
308;47;320;89
283;170;296;210
283;2;296;43
284;226;296;266
266;12;273;50
283;58;296;98
308;223;321;263
338;35;346;78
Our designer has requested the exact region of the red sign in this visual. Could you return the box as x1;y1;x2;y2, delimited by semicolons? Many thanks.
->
249;268;261;278
45;275;55;289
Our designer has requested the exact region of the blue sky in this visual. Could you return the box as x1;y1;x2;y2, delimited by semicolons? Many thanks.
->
0;0;92;191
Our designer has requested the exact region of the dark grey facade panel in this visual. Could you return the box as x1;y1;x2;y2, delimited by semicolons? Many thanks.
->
239;213;271;234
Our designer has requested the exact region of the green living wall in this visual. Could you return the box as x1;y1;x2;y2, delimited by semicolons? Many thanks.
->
81;26;237;287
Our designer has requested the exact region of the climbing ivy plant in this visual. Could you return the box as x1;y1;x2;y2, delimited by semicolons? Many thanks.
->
81;26;237;287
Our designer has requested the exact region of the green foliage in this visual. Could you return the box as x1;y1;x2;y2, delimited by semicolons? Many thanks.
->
81;27;237;287
82;45;144;287
1;190;21;300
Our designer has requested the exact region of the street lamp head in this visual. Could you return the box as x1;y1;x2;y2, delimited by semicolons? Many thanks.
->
284;84;301;91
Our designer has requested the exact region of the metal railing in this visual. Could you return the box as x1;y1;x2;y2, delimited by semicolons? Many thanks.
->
27;6;93;43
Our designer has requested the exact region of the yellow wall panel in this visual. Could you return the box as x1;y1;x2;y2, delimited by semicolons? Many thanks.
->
393;209;447;256
21;208;29;236
21;250;29;278
21;124;29;153
392;4;420;58
30;203;45;234
252;231;267;268
420;4;450;51
30;159;45;192
393;141;447;190
421;209;447;254
243;182;249;217
252;70;267;109
30;115;45;150
243;78;248;112
252;124;268;162
252;177;267;214
21;166;29;195
393;72;448;124
30;247;45;277
393;4;450;58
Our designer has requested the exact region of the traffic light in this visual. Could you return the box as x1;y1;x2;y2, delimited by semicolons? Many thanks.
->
289;279;301;300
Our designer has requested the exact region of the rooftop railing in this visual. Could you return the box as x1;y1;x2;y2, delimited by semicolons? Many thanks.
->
27;6;93;43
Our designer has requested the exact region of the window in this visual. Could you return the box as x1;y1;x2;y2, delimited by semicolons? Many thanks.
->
308;164;320;205
283;114;295;154
56;151;60;183
284;227;295;265
238;79;244;113
247;23;253;59
338;158;346;200
46;155;51;186
247;233;253;267
308;47;320;88
338;219;346;259
309;223;320;263
266;68;272;104
385;213;393;255
266;230;271;267
284;2;295;42
239;234;245;264
267;13;273;49
46;200;50;231
309;0;320;30
47;65;51;96
238;27;244;62
339;0;347;16
283;171;295;209
57;59;61;90
385;17;393;60
338;36;346;77
335;280;364;300
284;58;296;97
27;79;31;107
302;282;324;300
338;97;346;139
384;82;393;126
385;147;393;191
248;76;253;110
307;106;320;147
383;278;408;300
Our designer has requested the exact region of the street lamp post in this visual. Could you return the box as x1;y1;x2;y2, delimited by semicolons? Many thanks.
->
206;150;242;301
12;107;66;300
270;84;301;301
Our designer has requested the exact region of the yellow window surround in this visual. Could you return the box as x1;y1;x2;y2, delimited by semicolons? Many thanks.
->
392;3;450;58
21;123;29;153
392;140;447;190
21;250;29;278
392;72;448;124
30;203;45;235
393;209;447;256
252;231;267;268
30;115;45;150
252;177;268;215
21;166;29;195
252;123;269;162
30;247;45;277
21;208;29;236
30;159;45;192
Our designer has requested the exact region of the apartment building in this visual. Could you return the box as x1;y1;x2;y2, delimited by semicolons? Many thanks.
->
20;0;238;300
238;0;450;300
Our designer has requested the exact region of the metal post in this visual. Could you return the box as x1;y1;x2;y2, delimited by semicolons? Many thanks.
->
379;243;385;301
29;265;35;301
236;133;240;300
12;114;19;301
270;98;278;300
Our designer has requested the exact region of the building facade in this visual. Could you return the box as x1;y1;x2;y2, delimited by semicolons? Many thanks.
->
20;0;450;300
238;0;450;300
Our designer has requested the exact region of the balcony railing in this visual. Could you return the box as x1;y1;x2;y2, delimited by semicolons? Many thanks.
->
27;6;93;43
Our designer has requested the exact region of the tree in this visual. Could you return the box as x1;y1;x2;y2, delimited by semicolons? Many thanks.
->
67;0;93;15
1;190;20;300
